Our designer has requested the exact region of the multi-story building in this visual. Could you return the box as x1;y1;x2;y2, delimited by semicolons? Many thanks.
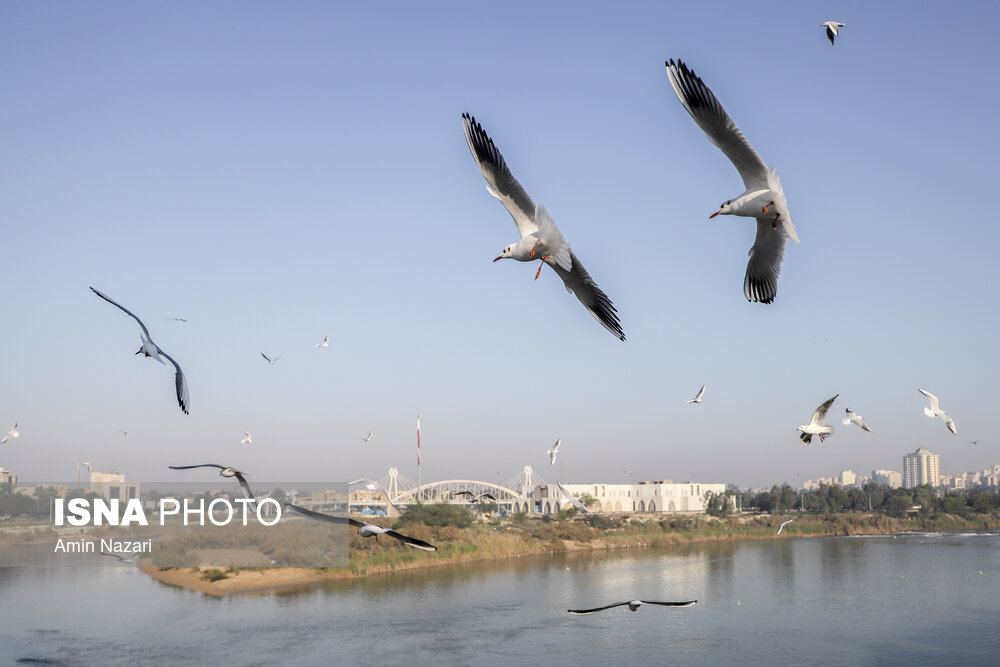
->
871;469;903;488
903;448;940;489
531;480;727;515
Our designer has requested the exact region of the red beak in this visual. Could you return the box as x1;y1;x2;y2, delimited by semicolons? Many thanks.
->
709;211;720;219
493;255;503;262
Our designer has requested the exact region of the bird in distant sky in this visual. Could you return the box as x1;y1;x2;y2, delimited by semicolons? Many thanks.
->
821;21;845;45
623;469;635;479
568;600;697;614
548;439;562;465
919;389;957;434
91;287;190;415
261;353;279;365
665;59;799;304
315;336;329;348
360;431;373;443
454;490;498;504
348;479;379;490
284;502;437;551
118;430;128;439
241;431;253;445
687;385;706;404
842;409;872;432
461;113;625;341
777;518;794;535
100;551;140;564
1;423;18;444
169;464;255;501
798;395;838;444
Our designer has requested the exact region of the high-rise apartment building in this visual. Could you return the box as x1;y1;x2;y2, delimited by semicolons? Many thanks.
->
903;447;940;489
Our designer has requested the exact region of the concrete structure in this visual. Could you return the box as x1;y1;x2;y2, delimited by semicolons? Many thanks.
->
871;469;902;489
532;480;728;515
89;471;140;503
903;448;940;489
0;467;15;488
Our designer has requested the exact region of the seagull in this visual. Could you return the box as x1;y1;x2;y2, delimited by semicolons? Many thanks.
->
100;550;140;564
842;409;872;432
284;502;436;551
164;317;187;322
348;479;379;491
776;518;794;535
798;394;838;444
315;336;329;348
168;464;255;501
261;353;279;365
454;490;498;504
119;430;128;439
548;438;562;465
241;431;253;445
687;385;706;404
623;469;635;479
568;600;697;614
821;21;845;46
461;113;625;341
90;287;190;414
919;389;957;434
1;422;19;444
360;431;373;443
665;60;799;304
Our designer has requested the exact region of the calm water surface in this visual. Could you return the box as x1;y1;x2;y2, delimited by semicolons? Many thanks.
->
2;532;998;666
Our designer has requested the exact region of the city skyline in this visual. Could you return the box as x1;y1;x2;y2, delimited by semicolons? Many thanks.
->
1;3;998;490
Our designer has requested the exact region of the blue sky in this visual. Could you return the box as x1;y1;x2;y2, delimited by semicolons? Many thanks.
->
1;2;998;490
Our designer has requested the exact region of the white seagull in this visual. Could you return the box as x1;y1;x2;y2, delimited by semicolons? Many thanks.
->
919;389;957;434
1;422;18;444
798;394;838;444
548;438;562;465
165;317;187;322
284;502;437;551
776;518;794;535
241;431;253;445
568;600;697;614
454;490;498;504
461;113;625;340
360;431;373;443
348;479;379;491
842;409;872;432
821;21;845;46
315;336;330;348
665;60;799;304
168;464;255;501
261;353;279;365
100;550;140;564
687;385;706;404
90;287;190;414
119;430;128;439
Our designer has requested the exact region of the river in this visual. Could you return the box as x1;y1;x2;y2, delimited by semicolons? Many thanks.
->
2;531;998;666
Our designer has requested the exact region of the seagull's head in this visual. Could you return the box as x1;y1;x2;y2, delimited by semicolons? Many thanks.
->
709;200;732;219
493;244;515;262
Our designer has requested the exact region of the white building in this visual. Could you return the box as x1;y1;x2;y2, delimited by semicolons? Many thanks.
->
529;480;727;515
871;469;902;489
903;448;940;489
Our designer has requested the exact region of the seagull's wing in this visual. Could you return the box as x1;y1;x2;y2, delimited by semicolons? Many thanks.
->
480;493;497;502
744;218;789;304
454;491;476;499
695;385;706;401
918;389;940;412
283;502;364;528
462;113;538;239
665;60;770;190
233;471;255;500
384;529;438;551
826;25;836;45
158;349;190;415
90;287;154;342
942;414;957;434
551;439;561;454
534;204;572;272
842;410;855;426
810;395;839;425
640;600;698;608
567;601;631;615
549;250;625;340
169;464;225;471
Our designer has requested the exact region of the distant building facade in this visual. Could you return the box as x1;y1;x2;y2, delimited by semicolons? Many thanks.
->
528;480;727;515
903;448;940;489
871;469;903;489
89;471;140;502
0;467;15;488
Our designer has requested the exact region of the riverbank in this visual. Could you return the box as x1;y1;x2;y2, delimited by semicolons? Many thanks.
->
141;511;998;596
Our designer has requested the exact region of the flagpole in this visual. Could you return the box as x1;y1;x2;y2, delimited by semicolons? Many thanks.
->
416;412;421;501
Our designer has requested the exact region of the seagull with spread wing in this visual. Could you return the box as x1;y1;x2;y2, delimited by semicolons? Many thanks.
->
568;600;697;614
461;113;624;340
798;395;838;444
687;385;706;404
90;287;190;414
284;502;436;551
1;422;18;444
665;60;799;304
548;439;562;465
168;464;255;502
842;409;872;433
919;389;957;434
821;21;845;45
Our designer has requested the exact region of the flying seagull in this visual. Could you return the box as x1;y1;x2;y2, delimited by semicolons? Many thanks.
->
315;336;329;348
665;60;799;304
548;438;562;465
461;113;625;341
284;502;437;551
568;600;697;614
261;353;279;365
919;389;957;434
842;409;872;432
776;518;794;535
348;479;379;490
687;385;706;404
119;430;128;439
798;394;838;444
241;431;253;445
454;490;498;504
100;550;140;564
1;422;18;444
821;21;845;45
360;431;373;443
168;464;255;501
90;287;190;414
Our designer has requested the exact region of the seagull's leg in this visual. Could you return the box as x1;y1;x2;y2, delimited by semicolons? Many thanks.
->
529;239;541;258
819;433;826;443
762;201;775;214
772;212;781;230
534;257;548;280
